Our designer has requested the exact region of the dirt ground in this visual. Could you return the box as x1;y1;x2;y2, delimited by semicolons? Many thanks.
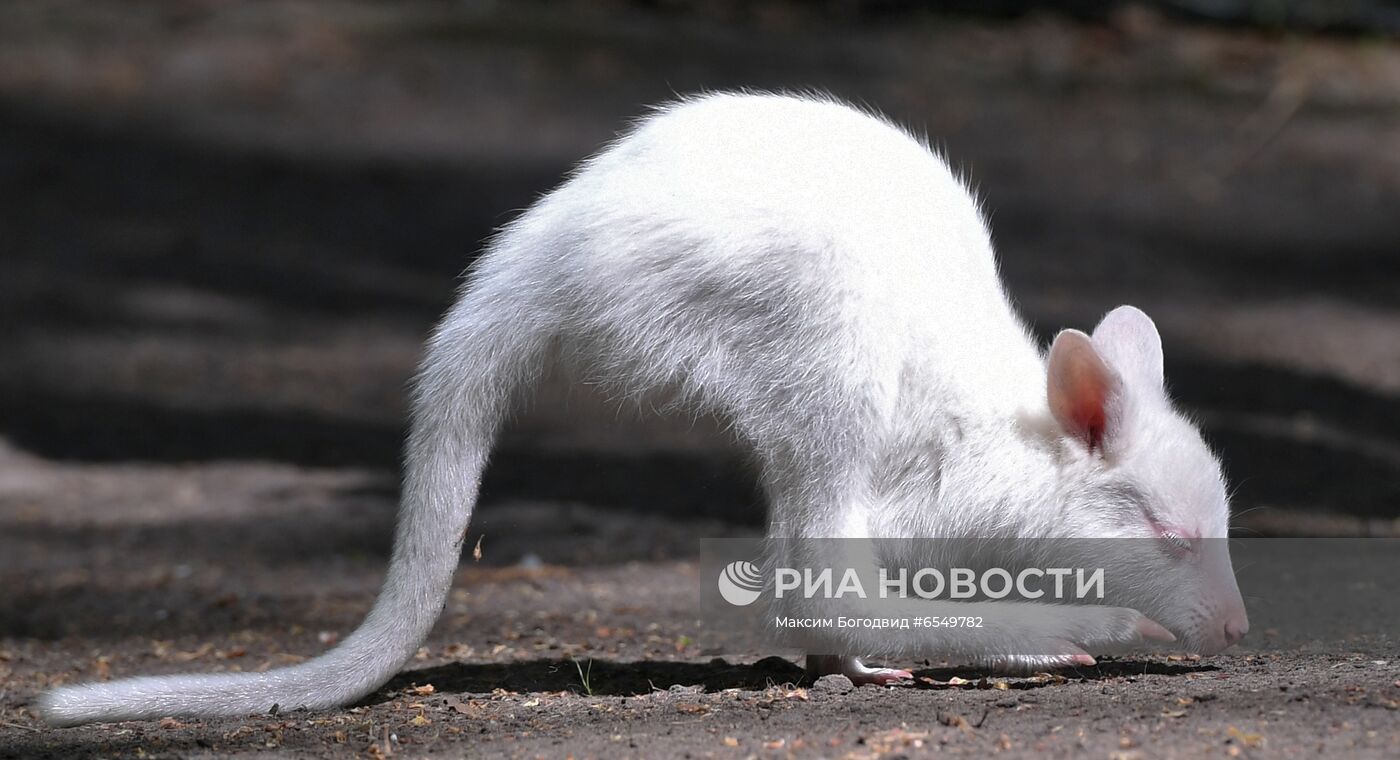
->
2;1;1399;757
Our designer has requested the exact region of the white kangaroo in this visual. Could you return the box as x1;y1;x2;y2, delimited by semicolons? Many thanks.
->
41;92;1248;725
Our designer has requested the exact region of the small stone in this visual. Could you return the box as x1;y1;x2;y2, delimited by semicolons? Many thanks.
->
811;674;856;694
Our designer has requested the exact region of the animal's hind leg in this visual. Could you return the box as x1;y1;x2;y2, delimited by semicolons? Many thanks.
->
806;655;913;686
749;360;915;683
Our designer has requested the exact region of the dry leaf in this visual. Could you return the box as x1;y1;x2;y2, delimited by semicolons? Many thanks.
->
173;643;214;662
1226;726;1264;748
411;684;435;696
723;737;739;747
473;535;484;562
937;712;975;735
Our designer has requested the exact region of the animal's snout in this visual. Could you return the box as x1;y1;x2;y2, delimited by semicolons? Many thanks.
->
1223;614;1249;647
1195;610;1248;655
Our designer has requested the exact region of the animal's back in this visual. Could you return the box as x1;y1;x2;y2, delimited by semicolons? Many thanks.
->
489;93;1043;422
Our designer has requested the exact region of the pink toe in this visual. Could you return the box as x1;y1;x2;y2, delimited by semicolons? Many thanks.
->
1137;618;1177;643
858;669;913;685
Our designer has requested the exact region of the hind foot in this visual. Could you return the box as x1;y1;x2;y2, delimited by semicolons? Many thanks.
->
806;655;913;686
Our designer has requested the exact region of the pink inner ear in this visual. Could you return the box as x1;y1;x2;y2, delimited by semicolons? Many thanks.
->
1084;407;1105;452
1064;354;1110;449
1068;366;1108;451
1047;329;1120;453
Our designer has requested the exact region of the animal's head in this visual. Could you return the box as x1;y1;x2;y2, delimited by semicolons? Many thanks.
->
1045;305;1248;655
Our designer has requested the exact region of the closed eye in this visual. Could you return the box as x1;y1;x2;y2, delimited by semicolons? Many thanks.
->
1107;483;1195;556
1144;509;1195;556
1160;531;1193;556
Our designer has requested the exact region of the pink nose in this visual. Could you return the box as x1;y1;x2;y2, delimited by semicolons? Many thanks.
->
1224;615;1249;646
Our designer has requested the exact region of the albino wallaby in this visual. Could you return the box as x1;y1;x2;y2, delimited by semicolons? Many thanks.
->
41;92;1247;725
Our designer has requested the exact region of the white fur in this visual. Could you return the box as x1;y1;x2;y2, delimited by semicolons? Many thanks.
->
40;92;1246;725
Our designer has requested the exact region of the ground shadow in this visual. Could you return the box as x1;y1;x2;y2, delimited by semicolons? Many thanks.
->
368;655;1214;702
372;655;809;701
911;658;1218;689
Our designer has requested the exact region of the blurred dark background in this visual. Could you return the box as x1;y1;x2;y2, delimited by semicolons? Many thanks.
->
2;0;1398;566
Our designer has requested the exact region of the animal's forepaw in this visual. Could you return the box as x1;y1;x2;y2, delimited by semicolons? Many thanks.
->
984;651;1099;673
1064;607;1175;653
983;609;1176;672
1134;617;1176;643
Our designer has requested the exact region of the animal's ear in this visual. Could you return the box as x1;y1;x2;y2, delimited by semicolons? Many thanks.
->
1047;328;1123;452
1091;305;1163;391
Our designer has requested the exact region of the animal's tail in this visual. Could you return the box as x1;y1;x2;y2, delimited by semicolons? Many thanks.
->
40;252;552;726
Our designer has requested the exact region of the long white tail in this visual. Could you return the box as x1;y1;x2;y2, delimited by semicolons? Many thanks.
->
40;257;550;726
